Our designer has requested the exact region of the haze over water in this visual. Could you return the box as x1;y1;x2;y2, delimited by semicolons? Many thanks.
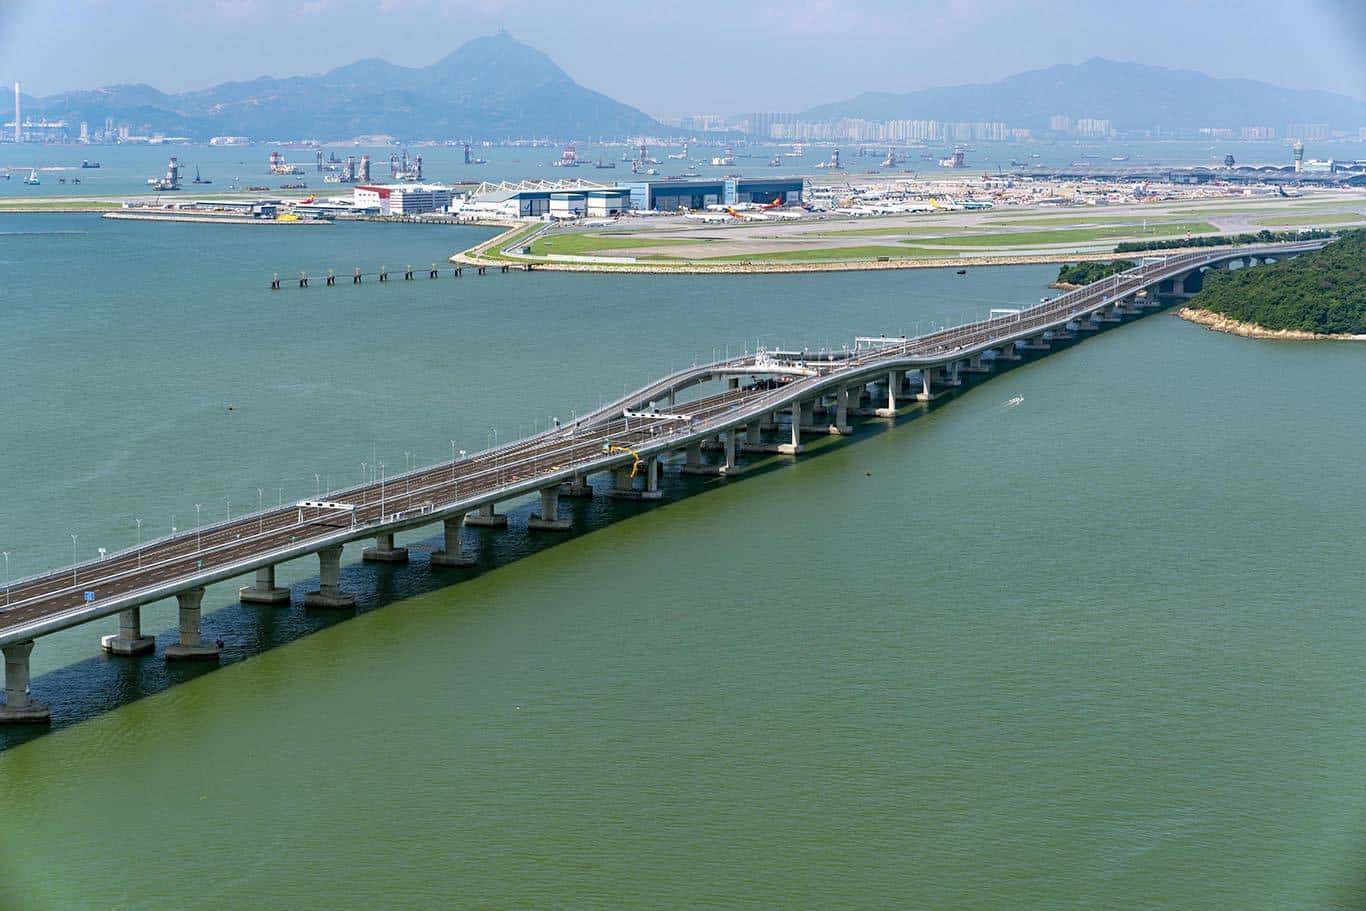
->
1;215;1365;907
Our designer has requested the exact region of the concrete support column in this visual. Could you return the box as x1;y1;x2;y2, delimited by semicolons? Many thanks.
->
0;640;48;724
101;607;157;655
720;429;738;475
746;418;764;446
779;401;804;454
830;385;854;434
560;473;594;499
363;531;409;563
430;513;475;567
608;465;640;497
947;361;962;385
529;485;572;531
995;340;1022;361
799;399;816;428
963;353;991;374
875;370;898;417
464;502;508;528
642;456;663;499
239;564;291;605
685;441;702;468
917;367;936;401
166;587;221;659
1020;333;1050;351
304;546;356;609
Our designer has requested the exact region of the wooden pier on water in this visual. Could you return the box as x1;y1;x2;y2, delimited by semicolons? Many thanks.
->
270;262;533;289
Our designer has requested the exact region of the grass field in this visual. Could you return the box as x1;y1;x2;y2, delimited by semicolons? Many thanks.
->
985;214;1175;226
811;225;974;238
699;245;932;263
529;233;703;256
905;221;1216;249
1250;212;1366;226
0;199;121;211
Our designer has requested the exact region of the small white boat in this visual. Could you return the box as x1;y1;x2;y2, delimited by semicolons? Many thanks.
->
23;168;40;185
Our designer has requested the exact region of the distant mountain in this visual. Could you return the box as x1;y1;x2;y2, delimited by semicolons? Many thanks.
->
6;32;662;141
801;59;1366;132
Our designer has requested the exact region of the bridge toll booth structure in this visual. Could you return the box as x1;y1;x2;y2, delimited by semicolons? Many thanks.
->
778;400;804;455
164;587;221;660
0;640;50;724
100;607;157;655
430;513;476;568
875;370;901;418
363;531;410;563
303;546;357;610
528;486;572;532
239;564;291;605
464;503;508;528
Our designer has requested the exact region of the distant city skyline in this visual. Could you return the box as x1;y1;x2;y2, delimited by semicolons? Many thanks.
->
2;0;1364;117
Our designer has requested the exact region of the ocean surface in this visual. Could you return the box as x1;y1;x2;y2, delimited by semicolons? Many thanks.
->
3;138;1363;199
1;214;1365;909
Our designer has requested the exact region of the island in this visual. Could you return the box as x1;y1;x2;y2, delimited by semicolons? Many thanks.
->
1179;230;1366;340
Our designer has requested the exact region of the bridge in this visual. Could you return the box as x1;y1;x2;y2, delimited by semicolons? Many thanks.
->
0;240;1328;722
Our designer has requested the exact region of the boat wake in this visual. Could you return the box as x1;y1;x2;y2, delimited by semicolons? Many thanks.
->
1003;395;1024;408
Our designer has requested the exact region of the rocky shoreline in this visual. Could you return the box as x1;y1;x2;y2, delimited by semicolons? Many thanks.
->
1178;307;1366;340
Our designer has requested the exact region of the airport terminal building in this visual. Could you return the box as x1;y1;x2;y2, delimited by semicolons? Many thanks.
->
620;178;804;212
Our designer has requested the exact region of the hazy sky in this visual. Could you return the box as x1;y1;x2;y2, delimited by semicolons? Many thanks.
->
3;0;1364;116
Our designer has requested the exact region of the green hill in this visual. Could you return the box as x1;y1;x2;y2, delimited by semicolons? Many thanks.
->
1188;231;1366;335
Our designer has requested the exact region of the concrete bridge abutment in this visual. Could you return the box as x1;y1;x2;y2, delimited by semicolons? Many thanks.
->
165;587;221;659
0;640;49;724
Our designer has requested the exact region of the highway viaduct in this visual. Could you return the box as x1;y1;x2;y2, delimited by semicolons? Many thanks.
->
0;240;1328;723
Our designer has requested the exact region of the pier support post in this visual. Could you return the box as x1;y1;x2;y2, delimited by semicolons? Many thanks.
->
875;371;899;417
642;456;662;499
303;546;356;609
239;564;291;605
529;486;572;531
963;353;991;374
778;401;804;454
101;607;157;655
608;465;641;498
430;513;475;568
464;503;508;528
560;473;594;499
917;367;937;402
830;385;854;434
1019;333;1050;351
165;587;221;659
0;641;48;724
995;341;1022;361
678;440;710;475
363;531;409;563
719;429;738;475
745;418;764;447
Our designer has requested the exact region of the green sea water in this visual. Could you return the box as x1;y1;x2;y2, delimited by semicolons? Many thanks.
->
1;214;1364;909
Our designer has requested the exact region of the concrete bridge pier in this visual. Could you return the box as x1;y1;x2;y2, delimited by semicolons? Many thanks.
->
465;503;508;528
778;400;804;454
994;340;1022;361
1019;333;1050;351
529;486;572;531
608;465;641;497
165;587;221;659
962;353;991;374
303;546;356;609
642;456;663;499
430;513;476;567
875;370;899;417
363;532;409;563
718;429;739;475
239;564;291;605
560;473;594;499
829;385;855;434
941;362;962;386
797;399;820;432
916;367;937;402
100;607;157;655
0;641;48;724
1072;314;1100;331
679;440;713;476
745;417;765;448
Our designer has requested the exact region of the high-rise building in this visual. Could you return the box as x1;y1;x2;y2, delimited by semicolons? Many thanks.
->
1048;114;1071;133
13;82;20;143
1075;118;1112;138
79;122;89;143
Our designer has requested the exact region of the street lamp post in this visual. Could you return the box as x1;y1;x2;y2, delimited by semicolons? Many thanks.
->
379;463;386;521
361;462;367;504
257;489;264;534
70;533;78;584
450;441;457;483
135;517;143;568
194;504;202;552
3;551;10;605
314;473;321;498
226;497;231;523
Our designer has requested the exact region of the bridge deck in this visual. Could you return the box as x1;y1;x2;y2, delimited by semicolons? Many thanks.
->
0;241;1326;648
